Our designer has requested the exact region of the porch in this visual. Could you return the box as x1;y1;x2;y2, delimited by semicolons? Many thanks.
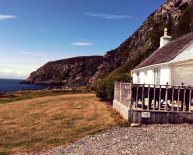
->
113;82;193;124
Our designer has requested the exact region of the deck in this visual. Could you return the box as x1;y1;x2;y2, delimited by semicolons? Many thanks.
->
113;82;193;124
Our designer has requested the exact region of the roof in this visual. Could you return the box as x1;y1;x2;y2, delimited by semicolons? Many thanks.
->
134;32;193;70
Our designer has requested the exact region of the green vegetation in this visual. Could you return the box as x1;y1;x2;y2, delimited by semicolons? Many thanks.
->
0;94;126;154
176;5;193;37
0;88;92;104
96;73;131;101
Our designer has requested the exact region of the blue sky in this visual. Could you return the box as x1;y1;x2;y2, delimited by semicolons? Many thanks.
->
0;0;165;79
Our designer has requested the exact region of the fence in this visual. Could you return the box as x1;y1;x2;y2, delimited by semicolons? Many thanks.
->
114;82;193;112
132;83;193;112
114;82;132;107
113;82;193;124
114;82;193;124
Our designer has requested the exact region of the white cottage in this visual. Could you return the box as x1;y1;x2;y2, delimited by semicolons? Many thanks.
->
131;29;193;86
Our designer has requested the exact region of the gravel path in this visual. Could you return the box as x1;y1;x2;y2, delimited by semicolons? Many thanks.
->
41;124;193;155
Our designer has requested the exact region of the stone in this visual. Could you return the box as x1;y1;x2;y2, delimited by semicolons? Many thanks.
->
130;123;141;127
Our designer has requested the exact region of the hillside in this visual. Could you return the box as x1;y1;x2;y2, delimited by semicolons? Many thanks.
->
25;0;193;87
25;56;103;87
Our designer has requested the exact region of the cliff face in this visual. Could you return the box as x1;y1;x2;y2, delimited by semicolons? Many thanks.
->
25;56;103;87
25;0;193;87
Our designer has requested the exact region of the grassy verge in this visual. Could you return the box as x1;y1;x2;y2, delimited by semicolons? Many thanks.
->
0;89;92;104
0;94;126;154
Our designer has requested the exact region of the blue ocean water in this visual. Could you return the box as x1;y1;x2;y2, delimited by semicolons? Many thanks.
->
0;79;47;93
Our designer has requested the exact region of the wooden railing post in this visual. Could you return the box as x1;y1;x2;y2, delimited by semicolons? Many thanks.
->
129;83;133;110
183;85;186;112
147;85;150;110
136;85;139;109
189;88;192;112
177;86;180;112
119;82;122;103
171;86;174;112
159;85;162;111
165;83;168;111
142;84;145;110
153;85;156;111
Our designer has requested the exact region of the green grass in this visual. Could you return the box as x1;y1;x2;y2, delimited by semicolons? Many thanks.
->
0;88;92;104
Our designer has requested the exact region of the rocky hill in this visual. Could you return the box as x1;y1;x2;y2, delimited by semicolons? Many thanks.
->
25;0;193;87
25;56;103;87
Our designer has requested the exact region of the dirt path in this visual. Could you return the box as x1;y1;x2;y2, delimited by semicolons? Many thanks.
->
44;124;193;155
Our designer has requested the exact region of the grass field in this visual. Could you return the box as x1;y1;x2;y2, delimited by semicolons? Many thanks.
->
0;93;126;154
0;89;90;104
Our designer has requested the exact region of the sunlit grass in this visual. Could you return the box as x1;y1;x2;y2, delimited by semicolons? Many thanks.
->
0;88;91;104
0;94;126;154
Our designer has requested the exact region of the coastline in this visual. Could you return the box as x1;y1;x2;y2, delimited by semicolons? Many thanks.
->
0;79;48;93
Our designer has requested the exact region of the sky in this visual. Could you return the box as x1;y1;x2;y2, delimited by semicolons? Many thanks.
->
0;0;165;79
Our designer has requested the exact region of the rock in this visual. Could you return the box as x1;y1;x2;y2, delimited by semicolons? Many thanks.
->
24;56;103;87
130;123;141;127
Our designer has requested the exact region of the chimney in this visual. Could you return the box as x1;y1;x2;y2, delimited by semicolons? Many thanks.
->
160;28;172;48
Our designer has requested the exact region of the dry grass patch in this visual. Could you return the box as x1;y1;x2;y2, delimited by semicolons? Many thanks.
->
0;89;90;104
0;94;125;154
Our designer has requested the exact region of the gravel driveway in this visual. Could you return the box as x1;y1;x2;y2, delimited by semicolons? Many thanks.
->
42;124;193;155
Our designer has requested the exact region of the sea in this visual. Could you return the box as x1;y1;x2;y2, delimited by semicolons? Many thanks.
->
0;79;47;93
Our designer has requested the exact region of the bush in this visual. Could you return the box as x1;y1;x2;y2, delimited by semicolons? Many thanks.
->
96;73;131;102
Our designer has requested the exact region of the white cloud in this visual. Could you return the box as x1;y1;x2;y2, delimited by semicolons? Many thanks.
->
71;41;93;46
0;70;27;79
0;50;77;79
0;15;16;21
84;13;132;20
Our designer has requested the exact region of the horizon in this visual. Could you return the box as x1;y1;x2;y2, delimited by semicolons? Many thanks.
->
0;0;165;79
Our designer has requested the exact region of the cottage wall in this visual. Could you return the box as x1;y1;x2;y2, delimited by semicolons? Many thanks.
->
171;42;193;63
132;73;138;84
160;66;171;85
139;71;146;84
132;65;171;85
171;62;193;85
146;70;154;84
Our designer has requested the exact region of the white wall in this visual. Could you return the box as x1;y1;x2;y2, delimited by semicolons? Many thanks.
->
132;69;153;84
171;63;193;85
171;42;193;62
139;71;146;84
132;69;154;84
132;65;171;85
160;66;171;85
146;70;154;84
132;73;138;84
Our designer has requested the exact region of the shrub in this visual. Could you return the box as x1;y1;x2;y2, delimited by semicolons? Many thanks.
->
96;73;131;102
